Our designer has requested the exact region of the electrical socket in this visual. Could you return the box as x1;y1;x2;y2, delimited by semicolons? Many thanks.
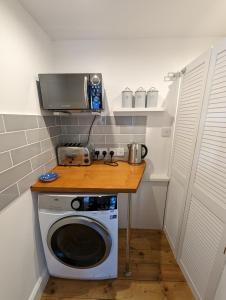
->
94;148;108;159
109;147;125;157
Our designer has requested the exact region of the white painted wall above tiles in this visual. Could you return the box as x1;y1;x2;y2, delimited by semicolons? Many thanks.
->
0;0;53;115
53;38;218;114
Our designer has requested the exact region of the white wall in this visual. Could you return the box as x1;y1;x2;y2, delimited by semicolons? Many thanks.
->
0;191;47;300
53;38;217;176
0;0;53;115
215;265;226;300
53;38;217;112
0;1;53;299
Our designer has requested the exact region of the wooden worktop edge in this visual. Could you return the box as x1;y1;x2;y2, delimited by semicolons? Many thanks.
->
31;161;146;194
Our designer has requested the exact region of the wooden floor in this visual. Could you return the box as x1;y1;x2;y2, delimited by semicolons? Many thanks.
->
41;229;194;300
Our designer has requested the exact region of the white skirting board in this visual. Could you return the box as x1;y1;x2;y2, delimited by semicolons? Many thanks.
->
28;269;49;300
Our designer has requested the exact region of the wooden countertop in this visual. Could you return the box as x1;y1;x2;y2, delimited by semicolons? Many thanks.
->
31;161;146;193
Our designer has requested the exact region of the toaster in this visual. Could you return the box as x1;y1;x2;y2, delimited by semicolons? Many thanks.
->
57;143;93;166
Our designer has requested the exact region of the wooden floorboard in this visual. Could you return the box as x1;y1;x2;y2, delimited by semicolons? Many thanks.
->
41;229;194;300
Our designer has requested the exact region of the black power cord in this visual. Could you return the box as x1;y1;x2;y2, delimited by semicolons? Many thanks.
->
104;150;119;167
86;115;97;146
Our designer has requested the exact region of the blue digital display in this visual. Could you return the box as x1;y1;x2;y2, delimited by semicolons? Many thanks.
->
89;83;102;110
74;195;117;211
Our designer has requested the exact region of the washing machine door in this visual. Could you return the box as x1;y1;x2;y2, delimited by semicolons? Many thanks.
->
47;216;112;268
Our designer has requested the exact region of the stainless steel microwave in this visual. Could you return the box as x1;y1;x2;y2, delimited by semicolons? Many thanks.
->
37;73;103;111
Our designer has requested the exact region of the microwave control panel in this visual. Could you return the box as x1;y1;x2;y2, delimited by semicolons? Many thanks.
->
89;74;102;110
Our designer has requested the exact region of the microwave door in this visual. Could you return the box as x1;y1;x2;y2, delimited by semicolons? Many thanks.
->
68;74;90;109
39;74;90;110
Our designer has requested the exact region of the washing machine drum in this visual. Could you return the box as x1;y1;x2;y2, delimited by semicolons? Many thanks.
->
47;216;112;269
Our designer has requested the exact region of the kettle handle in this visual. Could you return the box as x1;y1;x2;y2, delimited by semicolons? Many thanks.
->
141;144;148;159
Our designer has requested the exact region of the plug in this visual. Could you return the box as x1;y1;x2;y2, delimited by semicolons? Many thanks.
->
109;150;114;162
102;150;107;159
95;150;100;160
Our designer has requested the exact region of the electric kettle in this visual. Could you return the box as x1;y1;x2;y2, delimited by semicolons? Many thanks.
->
127;143;148;164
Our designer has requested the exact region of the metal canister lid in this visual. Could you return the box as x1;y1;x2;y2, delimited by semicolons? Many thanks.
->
135;87;146;93
147;87;158;93
122;87;133;93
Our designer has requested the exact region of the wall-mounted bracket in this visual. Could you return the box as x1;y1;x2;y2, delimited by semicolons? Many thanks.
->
164;67;187;81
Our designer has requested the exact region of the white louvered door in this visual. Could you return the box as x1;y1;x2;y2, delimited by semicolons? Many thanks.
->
178;40;226;300
164;51;211;256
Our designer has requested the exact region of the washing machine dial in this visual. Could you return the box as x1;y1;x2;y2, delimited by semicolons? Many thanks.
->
71;199;80;210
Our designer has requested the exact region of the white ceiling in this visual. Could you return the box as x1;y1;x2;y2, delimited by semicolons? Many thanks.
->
19;0;226;40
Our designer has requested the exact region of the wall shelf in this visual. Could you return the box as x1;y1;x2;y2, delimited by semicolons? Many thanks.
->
142;174;170;182
113;107;165;116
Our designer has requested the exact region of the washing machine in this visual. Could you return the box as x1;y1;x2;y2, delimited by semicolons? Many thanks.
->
38;193;118;279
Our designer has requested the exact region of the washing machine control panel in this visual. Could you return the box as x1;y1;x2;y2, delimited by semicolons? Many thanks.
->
71;195;117;211
71;199;80;210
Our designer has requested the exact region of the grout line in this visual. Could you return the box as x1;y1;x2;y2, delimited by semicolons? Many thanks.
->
0;159;52;194
0;159;33;194
0;181;19;195
30;158;34;171
0;126;40;134
0;159;30;175
16;182;20;195
0;148;52;175
1;115;6;133
5;140;40;153
35;115;39;128
60;133;145;136
8;151;14;166
17;163;51;195
24;130;29;145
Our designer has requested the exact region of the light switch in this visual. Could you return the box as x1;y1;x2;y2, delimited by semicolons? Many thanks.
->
161;127;171;137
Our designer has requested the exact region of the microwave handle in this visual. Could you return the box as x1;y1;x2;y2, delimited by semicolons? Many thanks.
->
84;76;89;108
